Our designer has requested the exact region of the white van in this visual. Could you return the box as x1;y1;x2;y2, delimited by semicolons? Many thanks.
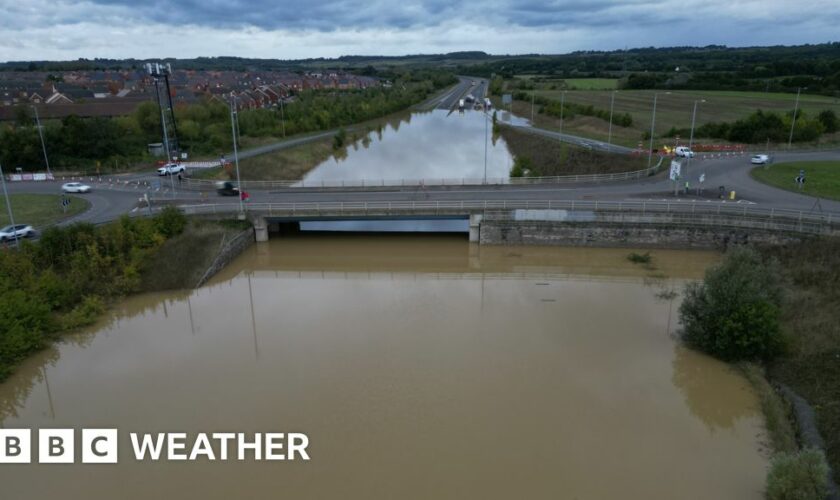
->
675;146;695;158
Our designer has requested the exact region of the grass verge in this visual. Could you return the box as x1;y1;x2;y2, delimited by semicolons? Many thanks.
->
758;237;840;476
751;161;840;201
0;194;89;228
139;219;248;292
496;124;649;176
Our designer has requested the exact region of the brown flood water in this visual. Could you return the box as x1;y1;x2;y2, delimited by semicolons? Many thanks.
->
0;235;769;499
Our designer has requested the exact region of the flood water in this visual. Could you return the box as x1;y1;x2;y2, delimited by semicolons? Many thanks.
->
301;109;515;183
0;236;769;499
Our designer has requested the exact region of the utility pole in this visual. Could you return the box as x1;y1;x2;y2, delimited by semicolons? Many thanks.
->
647;93;658;168
0;160;19;247
607;91;616;150
787;87;802;150
32;106;51;176
230;97;244;215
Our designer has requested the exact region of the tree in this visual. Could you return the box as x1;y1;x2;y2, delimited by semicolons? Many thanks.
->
817;109;838;133
679;247;784;361
766;449;829;500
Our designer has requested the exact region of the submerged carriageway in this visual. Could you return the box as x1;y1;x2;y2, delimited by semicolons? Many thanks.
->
178;199;840;243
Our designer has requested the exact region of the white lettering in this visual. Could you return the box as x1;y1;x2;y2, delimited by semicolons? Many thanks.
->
130;433;165;460
167;433;187;460
237;433;261;460
264;433;285;460
288;433;310;461
188;434;215;460
212;433;235;460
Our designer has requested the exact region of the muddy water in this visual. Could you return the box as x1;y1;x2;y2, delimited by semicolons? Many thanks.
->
0;237;769;500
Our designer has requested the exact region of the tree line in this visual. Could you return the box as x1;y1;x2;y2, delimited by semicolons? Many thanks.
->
0;69;456;172
0;208;187;381
663;109;838;143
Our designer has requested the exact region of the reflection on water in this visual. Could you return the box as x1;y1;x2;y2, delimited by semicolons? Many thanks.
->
0;237;768;500
301;110;513;182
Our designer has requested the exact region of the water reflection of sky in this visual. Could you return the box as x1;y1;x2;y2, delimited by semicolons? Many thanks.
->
301;110;515;183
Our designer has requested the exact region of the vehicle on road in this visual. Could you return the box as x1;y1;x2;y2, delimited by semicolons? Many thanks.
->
0;224;35;242
675;146;695;158
157;163;186;176
484;98;492;109
751;154;771;164
458;99;465;111
216;181;240;196
61;182;91;193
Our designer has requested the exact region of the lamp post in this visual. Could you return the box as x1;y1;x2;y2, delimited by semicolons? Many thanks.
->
787;87;803;150
531;89;535;123
558;90;566;142
483;109;489;184
607;90;617;150
32;106;51;176
686;99;705;177
155;78;176;196
230;97;244;215
647;93;659;169
0;160;19;247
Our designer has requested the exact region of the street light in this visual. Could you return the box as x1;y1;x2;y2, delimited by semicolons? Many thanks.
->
607;90;617;150
0;160;19;247
787;87;804;150
230;96;244;215
686;98;706;177
647;92;671;168
32;106;51;176
558;90;566;142
154;77;176;197
483;109;489;184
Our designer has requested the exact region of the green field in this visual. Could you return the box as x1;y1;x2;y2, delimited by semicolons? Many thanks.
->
563;78;619;90
750;161;840;201
0;194;89;228
505;88;840;148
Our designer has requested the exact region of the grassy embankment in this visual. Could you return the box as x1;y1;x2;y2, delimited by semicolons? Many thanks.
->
751;161;840;201
496;87;840;149
0;194;89;228
495;124;649;177
192;110;416;181
759;238;840;477
0;209;247;381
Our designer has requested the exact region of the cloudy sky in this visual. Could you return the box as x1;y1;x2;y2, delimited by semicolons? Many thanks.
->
1;0;839;61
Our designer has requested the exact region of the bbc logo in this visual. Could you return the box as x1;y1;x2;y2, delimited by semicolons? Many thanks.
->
1;429;118;464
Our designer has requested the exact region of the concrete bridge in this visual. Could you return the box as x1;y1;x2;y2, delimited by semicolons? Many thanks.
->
179;199;840;246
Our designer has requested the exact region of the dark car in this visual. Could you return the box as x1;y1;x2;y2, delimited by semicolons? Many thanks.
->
216;181;240;196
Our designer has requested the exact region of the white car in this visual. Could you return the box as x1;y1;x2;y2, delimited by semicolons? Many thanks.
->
675;146;695;158
157;163;186;176
751;154;770;165
0;224;35;242
61;182;91;193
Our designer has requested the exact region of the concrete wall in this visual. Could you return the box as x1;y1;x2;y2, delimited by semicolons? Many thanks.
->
479;220;806;249
195;228;255;287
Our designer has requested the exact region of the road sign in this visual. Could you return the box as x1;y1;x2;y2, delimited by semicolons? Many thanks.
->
669;160;682;181
502;94;512;105
699;173;706;184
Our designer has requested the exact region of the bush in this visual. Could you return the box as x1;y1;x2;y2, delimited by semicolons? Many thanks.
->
679;247;784;361
767;449;830;500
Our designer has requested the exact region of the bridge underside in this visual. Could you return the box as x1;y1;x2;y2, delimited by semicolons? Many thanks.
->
254;214;482;242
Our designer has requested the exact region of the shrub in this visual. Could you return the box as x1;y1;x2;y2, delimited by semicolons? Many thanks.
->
766;448;829;500
679;247;784;361
153;206;187;238
627;251;652;264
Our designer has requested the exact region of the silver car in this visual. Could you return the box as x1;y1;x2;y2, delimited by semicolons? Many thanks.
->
62;182;92;193
0;224;35;242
